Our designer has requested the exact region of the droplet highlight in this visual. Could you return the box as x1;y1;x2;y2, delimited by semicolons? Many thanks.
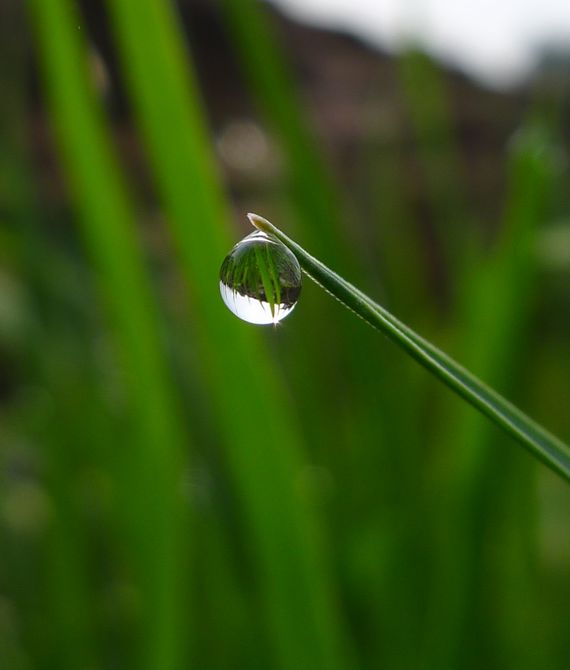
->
220;231;302;325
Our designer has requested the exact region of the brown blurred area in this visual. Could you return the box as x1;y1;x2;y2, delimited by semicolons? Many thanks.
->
23;0;559;238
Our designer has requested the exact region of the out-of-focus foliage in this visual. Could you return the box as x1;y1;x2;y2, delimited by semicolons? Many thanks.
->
1;0;569;669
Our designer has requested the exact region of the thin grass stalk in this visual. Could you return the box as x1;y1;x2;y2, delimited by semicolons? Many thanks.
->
423;122;554;667
398;50;471;287
250;213;570;482
220;0;350;266
105;1;354;668
26;0;189;667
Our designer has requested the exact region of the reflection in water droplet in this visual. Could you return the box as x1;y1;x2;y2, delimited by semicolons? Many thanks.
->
220;231;302;325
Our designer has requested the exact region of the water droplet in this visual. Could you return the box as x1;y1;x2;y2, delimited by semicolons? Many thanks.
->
220;231;302;325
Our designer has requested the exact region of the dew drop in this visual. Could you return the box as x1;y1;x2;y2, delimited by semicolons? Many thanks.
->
219;230;302;325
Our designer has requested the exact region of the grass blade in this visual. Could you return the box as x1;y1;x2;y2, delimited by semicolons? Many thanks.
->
423;121;555;667
249;213;570;482
105;1;354;667
397;50;469;282
220;0;348;264
26;0;189;667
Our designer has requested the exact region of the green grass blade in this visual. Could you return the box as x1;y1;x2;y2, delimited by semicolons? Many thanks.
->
249;213;570;482
105;2;353;668
398;50;469;281
220;0;350;266
26;0;189;667
444;123;555;483
422;121;555;668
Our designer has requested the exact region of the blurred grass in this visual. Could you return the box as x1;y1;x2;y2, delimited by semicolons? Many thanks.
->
398;49;470;284
251;211;570;482
104;1;352;669
27;0;190;667
424;119;558;669
1;0;569;668
221;0;351;266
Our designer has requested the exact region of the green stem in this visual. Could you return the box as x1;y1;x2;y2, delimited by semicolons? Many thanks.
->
249;213;570;483
27;0;189;666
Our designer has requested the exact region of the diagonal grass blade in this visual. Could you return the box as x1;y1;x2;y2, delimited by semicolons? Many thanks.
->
250;213;570;482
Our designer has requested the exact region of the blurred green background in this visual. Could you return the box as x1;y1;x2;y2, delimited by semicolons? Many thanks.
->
2;0;570;668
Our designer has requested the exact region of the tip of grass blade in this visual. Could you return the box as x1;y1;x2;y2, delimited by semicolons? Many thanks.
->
248;212;273;234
